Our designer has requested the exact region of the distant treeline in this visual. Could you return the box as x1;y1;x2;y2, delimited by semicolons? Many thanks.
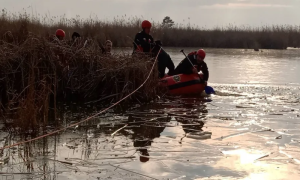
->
1;11;300;49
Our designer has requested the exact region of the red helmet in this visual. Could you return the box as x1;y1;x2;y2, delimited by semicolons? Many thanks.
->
196;49;206;59
141;20;152;29
56;29;65;37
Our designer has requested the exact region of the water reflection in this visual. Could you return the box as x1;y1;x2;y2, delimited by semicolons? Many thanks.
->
0;98;210;179
1;81;300;179
123;99;208;163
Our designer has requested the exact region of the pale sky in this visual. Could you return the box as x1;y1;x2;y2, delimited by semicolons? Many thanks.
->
1;0;300;28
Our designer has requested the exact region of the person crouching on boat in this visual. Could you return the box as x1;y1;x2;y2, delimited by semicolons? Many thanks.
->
152;40;175;78
133;20;155;55
173;49;209;82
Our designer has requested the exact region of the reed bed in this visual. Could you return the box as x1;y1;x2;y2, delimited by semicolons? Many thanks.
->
1;11;300;49
0;19;160;129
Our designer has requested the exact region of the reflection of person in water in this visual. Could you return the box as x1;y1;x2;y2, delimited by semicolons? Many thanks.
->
134;116;169;163
118;100;208;162
179;102;207;135
162;99;208;134
178;118;205;134
122;115;171;163
139;149;150;163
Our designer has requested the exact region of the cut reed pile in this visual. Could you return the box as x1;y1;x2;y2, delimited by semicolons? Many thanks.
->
0;22;160;129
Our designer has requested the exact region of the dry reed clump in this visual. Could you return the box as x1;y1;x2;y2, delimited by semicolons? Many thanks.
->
0;24;159;130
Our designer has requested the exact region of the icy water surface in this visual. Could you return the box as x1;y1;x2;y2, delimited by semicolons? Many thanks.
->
1;48;300;180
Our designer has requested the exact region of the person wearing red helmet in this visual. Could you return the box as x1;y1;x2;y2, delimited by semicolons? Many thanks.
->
173;49;209;82
55;29;65;40
133;20;155;54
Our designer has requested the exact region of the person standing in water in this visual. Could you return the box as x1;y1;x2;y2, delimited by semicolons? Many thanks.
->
133;20;155;54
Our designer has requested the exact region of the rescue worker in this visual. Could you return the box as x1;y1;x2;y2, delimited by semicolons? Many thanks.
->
55;29;65;41
69;32;82;47
71;32;80;43
173;49;209;82
152;40;175;78
72;32;80;40
133;20;155;54
51;29;69;75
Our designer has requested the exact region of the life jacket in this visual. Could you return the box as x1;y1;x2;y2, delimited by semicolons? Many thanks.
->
134;31;154;53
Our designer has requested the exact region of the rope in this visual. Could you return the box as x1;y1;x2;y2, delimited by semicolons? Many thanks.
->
0;48;162;151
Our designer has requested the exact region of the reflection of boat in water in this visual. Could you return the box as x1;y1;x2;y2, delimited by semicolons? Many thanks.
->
159;73;206;96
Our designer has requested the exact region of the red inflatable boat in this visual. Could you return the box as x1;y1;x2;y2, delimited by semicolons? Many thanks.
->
159;73;206;96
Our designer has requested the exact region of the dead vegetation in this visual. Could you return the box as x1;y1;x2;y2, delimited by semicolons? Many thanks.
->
0;17;160;129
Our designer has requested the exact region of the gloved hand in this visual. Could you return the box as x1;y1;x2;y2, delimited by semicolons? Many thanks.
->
192;68;198;74
199;73;204;79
